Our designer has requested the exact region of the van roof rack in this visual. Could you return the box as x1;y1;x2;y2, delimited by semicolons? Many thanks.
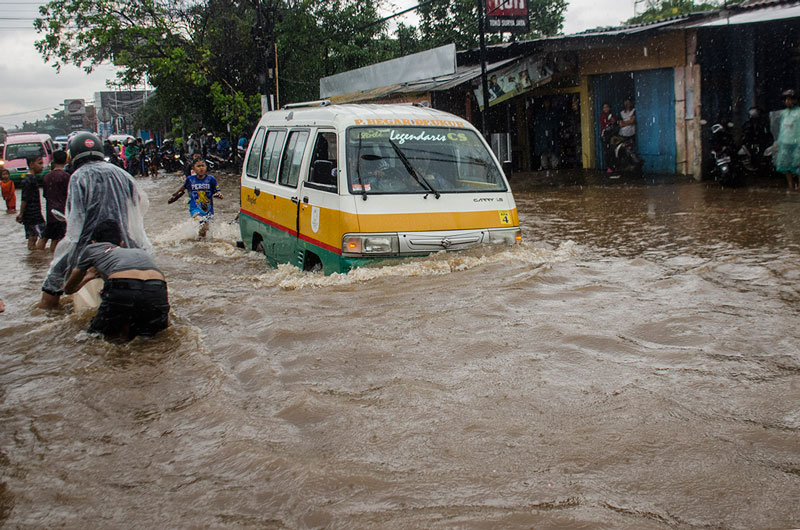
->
282;99;331;110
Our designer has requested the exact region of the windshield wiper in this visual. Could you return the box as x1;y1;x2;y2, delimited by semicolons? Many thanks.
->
355;133;368;201
388;139;440;199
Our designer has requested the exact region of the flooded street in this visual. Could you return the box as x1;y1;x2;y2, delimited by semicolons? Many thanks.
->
1;172;799;529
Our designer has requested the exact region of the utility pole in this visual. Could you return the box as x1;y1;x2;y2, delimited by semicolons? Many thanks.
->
255;0;275;114
477;0;491;139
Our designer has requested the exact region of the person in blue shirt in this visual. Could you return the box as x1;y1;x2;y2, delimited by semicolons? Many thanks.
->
217;136;231;159
168;159;223;238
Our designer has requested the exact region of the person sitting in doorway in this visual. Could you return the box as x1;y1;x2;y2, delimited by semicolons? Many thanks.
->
619;96;637;148
600;102;618;172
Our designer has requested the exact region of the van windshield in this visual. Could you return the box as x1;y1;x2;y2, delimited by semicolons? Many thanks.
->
4;142;44;161
346;127;507;195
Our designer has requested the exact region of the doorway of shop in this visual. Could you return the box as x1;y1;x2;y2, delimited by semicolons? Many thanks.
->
593;69;676;174
527;93;582;171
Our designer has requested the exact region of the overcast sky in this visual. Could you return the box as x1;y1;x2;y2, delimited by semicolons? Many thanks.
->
0;0;634;129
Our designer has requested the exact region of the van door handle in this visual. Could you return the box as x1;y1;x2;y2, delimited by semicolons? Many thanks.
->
302;196;309;204
291;196;298;204
254;187;261;196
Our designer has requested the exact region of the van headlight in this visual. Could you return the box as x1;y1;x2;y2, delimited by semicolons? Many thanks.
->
488;228;522;245
342;234;399;256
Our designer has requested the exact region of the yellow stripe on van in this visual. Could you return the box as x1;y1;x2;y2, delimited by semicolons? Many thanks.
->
350;209;519;233
245;191;518;245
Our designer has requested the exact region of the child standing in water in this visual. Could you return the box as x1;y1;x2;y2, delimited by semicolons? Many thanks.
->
0;169;16;212
15;155;46;250
168;159;223;238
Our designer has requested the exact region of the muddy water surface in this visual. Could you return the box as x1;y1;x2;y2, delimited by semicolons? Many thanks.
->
1;172;798;529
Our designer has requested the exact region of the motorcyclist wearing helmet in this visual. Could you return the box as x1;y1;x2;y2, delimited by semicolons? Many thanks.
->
103;139;123;168
39;132;152;309
159;138;176;157
142;139;158;177
187;133;201;157
125;138;141;176
203;132;217;157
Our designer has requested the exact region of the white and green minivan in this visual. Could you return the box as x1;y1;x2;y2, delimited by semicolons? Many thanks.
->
239;102;520;274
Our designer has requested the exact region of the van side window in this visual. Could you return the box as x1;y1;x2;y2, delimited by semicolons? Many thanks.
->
245;127;266;179
278;130;309;188
308;132;337;190
260;129;286;183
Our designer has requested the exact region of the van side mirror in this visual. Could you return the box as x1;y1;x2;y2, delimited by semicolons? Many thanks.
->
311;159;335;186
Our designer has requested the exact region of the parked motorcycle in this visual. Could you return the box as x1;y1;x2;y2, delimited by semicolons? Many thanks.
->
709;122;740;186
609;135;643;174
738;107;774;175
207;152;233;171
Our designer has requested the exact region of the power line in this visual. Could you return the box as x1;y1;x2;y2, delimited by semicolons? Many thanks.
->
0;105;60;118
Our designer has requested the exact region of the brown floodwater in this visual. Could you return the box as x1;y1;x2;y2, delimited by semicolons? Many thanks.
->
1;171;798;529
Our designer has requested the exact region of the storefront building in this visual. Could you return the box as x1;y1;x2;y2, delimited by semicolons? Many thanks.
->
321;0;800;181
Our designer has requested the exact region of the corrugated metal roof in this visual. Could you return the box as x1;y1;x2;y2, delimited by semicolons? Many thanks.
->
564;15;695;37
328;0;800;105
739;0;792;6
684;2;800;26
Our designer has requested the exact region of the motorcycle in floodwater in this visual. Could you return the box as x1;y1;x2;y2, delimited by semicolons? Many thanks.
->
142;152;159;177
104;155;124;168
160;150;184;173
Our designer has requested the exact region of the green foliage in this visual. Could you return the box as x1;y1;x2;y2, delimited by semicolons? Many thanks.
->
34;0;566;137
625;0;724;25
417;0;566;49
18;111;69;136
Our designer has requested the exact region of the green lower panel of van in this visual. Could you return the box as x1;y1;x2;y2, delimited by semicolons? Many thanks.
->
240;211;371;275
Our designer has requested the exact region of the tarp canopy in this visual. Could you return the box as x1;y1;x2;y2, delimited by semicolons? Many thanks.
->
327;57;521;105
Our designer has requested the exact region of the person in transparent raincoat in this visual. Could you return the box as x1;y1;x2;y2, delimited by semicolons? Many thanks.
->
39;132;151;309
776;89;800;191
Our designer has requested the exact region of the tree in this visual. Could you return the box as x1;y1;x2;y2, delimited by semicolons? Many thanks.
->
34;0;568;139
417;0;566;50
625;0;727;25
19;111;69;136
34;0;391;135
275;0;392;102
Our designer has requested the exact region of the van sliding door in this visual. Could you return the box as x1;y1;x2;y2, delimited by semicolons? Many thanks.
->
276;130;310;265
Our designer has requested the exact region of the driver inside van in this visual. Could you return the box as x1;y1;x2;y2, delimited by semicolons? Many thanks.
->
415;156;453;190
362;159;395;192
